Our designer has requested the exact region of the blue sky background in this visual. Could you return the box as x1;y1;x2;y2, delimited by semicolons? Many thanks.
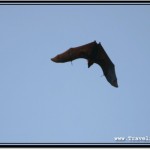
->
0;4;150;143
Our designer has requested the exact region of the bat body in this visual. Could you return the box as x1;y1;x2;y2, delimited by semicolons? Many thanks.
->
51;41;118;88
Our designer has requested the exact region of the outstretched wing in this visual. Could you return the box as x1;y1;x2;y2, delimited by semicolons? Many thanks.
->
95;43;118;87
51;41;97;63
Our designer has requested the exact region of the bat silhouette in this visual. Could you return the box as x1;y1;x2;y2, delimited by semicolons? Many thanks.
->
51;41;118;88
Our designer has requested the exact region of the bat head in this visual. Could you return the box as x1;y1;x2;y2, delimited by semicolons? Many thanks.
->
105;65;118;88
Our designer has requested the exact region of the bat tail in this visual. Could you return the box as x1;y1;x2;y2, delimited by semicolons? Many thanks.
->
88;59;94;68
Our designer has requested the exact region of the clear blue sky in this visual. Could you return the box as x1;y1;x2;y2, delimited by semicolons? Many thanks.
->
0;4;150;143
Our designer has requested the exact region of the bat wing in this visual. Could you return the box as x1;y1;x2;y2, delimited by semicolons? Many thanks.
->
51;41;118;88
51;41;97;65
95;43;118;87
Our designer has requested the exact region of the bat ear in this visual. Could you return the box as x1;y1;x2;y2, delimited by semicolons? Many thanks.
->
88;59;94;68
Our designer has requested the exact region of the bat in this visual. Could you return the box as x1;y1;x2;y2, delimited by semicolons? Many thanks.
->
51;41;118;88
